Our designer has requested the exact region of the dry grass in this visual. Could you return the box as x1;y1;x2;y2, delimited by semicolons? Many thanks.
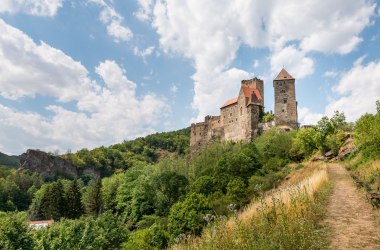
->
171;163;329;250
354;160;380;189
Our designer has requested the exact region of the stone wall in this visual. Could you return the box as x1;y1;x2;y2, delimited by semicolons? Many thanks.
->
274;79;298;129
221;102;240;141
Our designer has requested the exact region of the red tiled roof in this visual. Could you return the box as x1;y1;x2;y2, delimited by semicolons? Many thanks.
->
242;85;263;103
221;97;238;108
274;68;294;80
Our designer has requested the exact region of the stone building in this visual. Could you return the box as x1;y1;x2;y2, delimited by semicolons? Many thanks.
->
273;68;298;129
190;69;298;149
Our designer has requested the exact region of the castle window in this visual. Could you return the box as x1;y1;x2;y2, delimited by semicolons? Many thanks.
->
236;118;237;121
240;107;242;115
280;89;286;94
283;99;287;104
282;109;285;112
230;113;232;117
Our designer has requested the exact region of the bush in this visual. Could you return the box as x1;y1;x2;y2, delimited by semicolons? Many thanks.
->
168;193;211;238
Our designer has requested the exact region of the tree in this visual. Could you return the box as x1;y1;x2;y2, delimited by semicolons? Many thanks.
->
0;212;34;250
65;179;83;219
83;178;103;216
226;177;247;203
168;193;211;237
152;171;189;215
33;212;128;250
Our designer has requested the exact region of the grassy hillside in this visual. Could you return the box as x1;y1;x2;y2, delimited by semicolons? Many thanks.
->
0;152;20;168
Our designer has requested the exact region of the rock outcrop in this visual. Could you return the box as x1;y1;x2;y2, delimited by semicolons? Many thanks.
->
19;149;79;179
336;134;357;160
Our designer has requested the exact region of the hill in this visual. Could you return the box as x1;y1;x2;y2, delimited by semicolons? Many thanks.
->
0;152;20;168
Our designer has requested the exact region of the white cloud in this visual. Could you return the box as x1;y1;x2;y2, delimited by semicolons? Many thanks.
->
0;19;93;101
150;0;375;121
134;0;153;22
0;21;168;155
298;107;323;125
270;46;314;79
0;0;63;16
324;70;339;78
90;0;133;42
170;84;178;94
133;46;155;62
253;60;260;68
325;60;380;121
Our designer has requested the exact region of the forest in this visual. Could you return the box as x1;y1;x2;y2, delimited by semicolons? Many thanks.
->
0;102;379;249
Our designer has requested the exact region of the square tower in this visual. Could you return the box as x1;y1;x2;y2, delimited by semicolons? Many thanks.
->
273;69;298;129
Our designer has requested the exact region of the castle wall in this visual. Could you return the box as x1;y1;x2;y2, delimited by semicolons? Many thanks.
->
274;79;298;129
190;115;223;149
221;103;240;141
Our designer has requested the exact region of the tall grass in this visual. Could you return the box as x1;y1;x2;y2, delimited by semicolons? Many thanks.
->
171;167;330;250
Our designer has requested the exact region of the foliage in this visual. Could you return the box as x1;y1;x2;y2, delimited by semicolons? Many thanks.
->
0;170;42;212
354;100;380;155
82;178;103;216
262;113;275;123
65;179;83;219
62;128;190;177
0;152;19;168
33;212;128;250
168;193;211;238
0;212;34;250
255;128;296;162
152;171;189;215
291;111;349;160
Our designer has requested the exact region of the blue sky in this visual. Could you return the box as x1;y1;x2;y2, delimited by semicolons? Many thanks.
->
0;0;379;155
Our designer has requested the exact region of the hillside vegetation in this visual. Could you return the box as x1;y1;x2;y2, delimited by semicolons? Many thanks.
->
0;101;379;249
0;152;20;168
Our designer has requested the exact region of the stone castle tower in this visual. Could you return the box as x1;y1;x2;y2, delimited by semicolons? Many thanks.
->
273;68;298;129
190;69;298;150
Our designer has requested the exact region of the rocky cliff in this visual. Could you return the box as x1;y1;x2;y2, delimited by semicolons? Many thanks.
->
19;149;80;179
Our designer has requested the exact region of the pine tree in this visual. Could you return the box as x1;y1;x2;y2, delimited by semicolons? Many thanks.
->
83;178;103;216
40;181;65;220
65;179;83;219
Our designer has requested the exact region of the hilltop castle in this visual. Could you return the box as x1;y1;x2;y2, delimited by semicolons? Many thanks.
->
190;68;298;149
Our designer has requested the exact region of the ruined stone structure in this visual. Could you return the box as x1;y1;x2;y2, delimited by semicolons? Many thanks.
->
190;69;298;149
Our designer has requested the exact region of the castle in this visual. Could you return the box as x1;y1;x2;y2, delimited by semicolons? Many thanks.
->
190;68;298;149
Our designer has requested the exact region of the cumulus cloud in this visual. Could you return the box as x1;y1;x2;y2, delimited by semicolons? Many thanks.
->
90;0;133;42
325;60;380;121
0;21;168;154
270;46;314;79
134;0;153;22
0;19;93;101
148;0;376;120
0;0;63;16
298;107;323;125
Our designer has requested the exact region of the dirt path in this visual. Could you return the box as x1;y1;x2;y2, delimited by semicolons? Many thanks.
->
324;164;380;249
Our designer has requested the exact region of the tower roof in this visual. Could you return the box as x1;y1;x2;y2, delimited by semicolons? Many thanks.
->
274;68;294;80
